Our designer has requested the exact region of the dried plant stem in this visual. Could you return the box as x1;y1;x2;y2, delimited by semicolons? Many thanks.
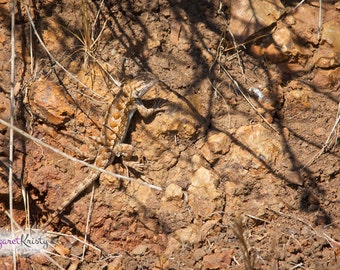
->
82;184;95;261
218;60;279;134
10;0;17;268
232;217;255;270
23;0;102;100
301;102;340;169
0;118;162;191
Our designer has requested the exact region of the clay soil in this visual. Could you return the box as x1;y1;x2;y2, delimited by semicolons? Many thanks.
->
0;0;339;269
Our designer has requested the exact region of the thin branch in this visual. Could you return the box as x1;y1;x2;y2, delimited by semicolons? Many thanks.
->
10;0;17;268
318;0;322;41
82;184;95;261
0;118;162;191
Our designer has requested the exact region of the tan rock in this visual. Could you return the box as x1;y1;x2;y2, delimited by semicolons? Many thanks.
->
201;132;231;163
263;43;289;63
131;244;148;255
29;80;74;126
169;22;181;45
313;67;340;89
164;237;181;257
175;224;201;244
0;98;10;132
229;0;284;42
147;35;161;50
127;182;159;210
202;249;234;269
283;170;304;185
292;4;319;45
233;124;283;167
285;82;312;110
313;127;326;137
312;48;338;68
188;167;221;217
322;21;340;53
272;26;311;56
162;183;183;201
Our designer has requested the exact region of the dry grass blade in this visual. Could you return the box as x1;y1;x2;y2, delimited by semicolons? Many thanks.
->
208;14;279;134
232;217;255;270
217;60;280;134
82;184;95;261
301;102;340;170
53;0;120;89
217;3;245;80
9;0;17;268
23;0;104;100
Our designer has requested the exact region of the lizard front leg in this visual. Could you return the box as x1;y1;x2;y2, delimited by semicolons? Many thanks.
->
113;143;146;172
134;98;164;118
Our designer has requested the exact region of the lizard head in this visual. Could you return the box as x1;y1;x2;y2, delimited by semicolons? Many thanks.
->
131;73;159;99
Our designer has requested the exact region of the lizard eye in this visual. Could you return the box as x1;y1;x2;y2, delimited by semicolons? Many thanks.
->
133;89;140;98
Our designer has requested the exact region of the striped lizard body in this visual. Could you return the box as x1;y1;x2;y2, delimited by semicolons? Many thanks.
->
42;73;159;228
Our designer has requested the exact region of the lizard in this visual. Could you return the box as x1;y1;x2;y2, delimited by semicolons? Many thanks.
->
41;72;160;229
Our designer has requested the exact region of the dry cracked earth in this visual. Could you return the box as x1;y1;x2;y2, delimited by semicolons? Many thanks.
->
0;0;339;269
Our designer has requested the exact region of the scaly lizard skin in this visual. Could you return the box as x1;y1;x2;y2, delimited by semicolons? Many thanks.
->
42;73;159;228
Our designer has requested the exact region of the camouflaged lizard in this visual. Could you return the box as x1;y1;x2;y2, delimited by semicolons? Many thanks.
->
42;73;159;228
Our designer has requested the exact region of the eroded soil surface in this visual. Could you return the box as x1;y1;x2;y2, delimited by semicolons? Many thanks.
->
0;0;339;269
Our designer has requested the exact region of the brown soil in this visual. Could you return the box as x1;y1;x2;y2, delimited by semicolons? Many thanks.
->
0;0;339;269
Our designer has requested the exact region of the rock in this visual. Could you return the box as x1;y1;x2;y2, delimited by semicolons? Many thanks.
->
313;127;326;137
77;62;117;100
149;108;200;139
285;81;312;111
202;250;234;269
201;132;231;163
29;80;74;126
169;21;181;45
158;201;189;231
272;26;312;56
54;243;71;256
131;244;148;255
0;97;10;132
107;256;123;270
313;69;336;89
162;183;183;201
329;68;340;86
191;154;207;171
232;124;283;167
175;224;201;244
292;4;319;45
283;170;304;185
250;43;289;63
193;248;207;262
200;219;219;240
147;35;161;50
164;237;181;257
127;182;159;211
229;0;284;42
312;48;338;68
188;167;221;217
322;19;340;53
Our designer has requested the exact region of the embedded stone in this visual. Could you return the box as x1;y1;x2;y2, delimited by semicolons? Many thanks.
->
29;80;74;126
201;132;231;163
188;167;221;217
163;183;183;201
